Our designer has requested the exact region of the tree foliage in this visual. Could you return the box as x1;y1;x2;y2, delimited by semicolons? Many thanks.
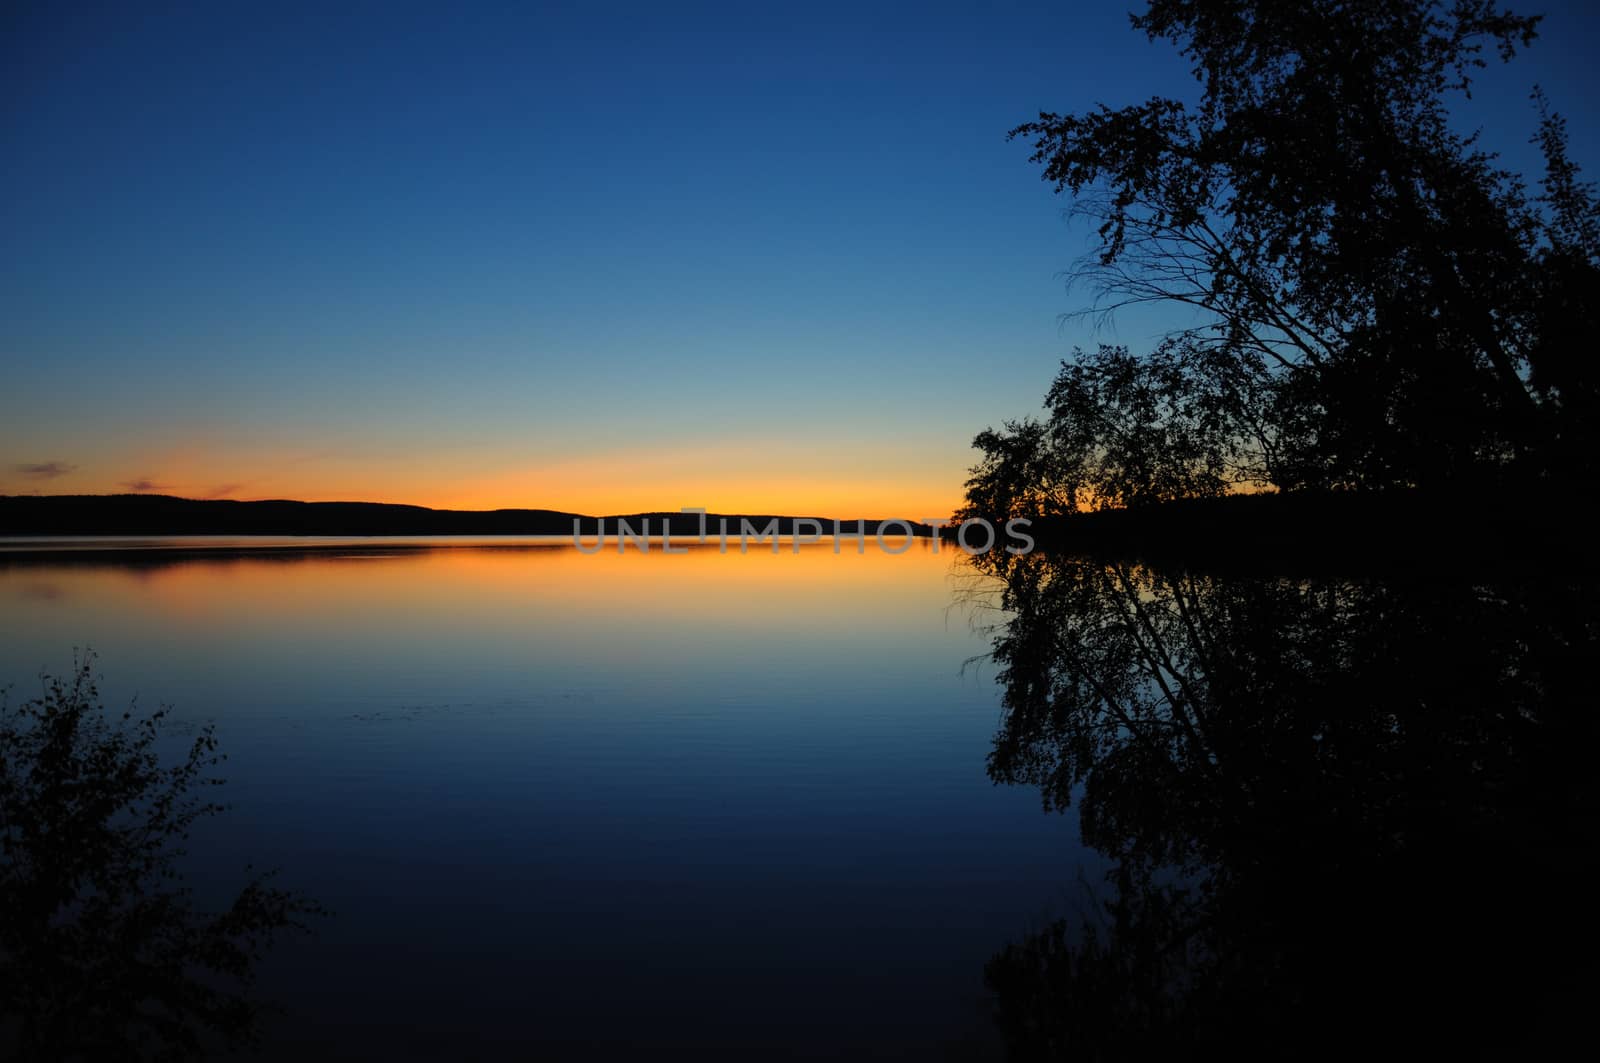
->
964;0;1599;519
1;658;320;1061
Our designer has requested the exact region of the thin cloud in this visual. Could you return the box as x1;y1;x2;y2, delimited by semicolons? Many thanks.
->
204;483;244;499
122;477;170;492
15;461;77;479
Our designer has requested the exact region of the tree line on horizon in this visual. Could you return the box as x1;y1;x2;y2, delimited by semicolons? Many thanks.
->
959;0;1598;527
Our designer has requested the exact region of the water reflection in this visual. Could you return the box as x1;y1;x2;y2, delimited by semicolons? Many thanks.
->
1;538;1082;1058
967;549;1599;1055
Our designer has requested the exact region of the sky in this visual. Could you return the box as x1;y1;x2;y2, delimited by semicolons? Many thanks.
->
4;0;1597;518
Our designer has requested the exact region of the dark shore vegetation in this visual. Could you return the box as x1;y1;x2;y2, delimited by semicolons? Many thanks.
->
957;0;1598;545
961;0;1600;1055
1;659;322;1061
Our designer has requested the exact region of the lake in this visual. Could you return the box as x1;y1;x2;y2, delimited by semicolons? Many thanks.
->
7;536;1594;1057
0;537;1089;1059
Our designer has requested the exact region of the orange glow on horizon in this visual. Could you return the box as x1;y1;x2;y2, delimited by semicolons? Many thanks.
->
5;440;971;521
229;481;960;521
311;444;967;519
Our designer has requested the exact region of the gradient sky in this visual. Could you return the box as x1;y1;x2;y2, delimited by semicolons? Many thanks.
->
4;1;1596;517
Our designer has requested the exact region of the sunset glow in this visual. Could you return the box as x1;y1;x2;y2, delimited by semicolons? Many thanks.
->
0;439;968;519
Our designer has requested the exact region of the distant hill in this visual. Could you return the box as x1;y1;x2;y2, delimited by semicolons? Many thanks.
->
0;494;935;539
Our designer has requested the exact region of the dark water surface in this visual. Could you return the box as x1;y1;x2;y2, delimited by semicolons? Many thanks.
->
8;537;1595;1057
1;538;1085;1058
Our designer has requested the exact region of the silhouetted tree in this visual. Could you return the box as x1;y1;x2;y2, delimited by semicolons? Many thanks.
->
962;338;1274;523
970;0;1598;518
1;658;320;1061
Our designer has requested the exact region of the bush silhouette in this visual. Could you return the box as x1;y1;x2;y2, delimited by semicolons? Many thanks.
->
1;656;321;1061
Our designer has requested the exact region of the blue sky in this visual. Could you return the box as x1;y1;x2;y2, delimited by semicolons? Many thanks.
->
3;0;1596;513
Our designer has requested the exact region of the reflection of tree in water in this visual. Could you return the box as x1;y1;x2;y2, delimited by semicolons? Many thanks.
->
968;551;1599;1056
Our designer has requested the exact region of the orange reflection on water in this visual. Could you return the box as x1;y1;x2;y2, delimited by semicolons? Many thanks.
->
3;537;969;637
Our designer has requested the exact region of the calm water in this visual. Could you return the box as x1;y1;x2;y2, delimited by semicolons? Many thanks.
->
0;537;1087;1058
